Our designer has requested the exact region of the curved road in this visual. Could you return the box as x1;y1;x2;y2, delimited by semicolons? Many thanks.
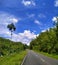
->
22;50;58;65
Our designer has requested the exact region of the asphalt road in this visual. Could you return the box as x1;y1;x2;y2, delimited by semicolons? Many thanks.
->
22;50;58;65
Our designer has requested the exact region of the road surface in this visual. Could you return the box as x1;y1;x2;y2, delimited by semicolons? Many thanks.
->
22;50;58;65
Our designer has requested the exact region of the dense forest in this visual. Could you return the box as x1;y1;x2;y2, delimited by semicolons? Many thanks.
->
30;18;58;54
0;37;27;56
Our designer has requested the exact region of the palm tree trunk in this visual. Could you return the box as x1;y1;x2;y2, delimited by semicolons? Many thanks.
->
11;30;12;40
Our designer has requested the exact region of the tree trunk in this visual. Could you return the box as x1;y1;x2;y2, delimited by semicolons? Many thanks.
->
11;30;12;40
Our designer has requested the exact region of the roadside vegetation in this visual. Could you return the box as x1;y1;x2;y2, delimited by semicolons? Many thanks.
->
0;51;27;65
30;17;58;59
0;37;27;56
0;37;27;65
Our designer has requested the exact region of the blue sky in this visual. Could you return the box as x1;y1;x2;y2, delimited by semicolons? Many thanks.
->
0;0;58;45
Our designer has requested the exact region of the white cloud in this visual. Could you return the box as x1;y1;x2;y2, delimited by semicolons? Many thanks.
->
27;14;35;18
12;30;37;45
22;0;31;6
9;18;18;23
38;14;46;18
0;12;19;25
23;14;35;20
0;27;11;38
22;0;36;7
54;0;58;7
52;17;58;23
34;20;42;25
42;30;46;32
41;27;51;33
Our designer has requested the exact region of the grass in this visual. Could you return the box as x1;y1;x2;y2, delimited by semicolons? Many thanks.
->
0;50;27;65
34;50;58;60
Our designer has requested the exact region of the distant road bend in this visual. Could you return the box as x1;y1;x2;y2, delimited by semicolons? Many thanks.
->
22;50;58;65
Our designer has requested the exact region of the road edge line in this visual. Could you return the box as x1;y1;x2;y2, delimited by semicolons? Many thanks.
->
21;55;27;65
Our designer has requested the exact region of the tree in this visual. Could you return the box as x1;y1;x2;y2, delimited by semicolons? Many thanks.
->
30;28;58;54
7;23;16;39
55;17;58;40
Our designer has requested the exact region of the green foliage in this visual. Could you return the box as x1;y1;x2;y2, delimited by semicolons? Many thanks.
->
7;23;16;39
7;23;16;31
23;44;29;50
0;37;25;56
30;28;58;54
0;51;27;65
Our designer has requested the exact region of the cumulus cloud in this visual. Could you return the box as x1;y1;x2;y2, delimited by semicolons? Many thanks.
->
0;29;37;45
22;0;36;7
12;30;37;45
0;27;11;38
34;20;42;25
9;18;18;23
54;0;58;7
52;17;58;23
0;12;19;25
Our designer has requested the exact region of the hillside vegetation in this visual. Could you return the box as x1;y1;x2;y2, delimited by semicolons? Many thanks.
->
30;28;58;55
0;37;26;56
0;37;27;65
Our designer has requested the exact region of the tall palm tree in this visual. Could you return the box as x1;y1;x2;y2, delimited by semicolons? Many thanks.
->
7;23;16;39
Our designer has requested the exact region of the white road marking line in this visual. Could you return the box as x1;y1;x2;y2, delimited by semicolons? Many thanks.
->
35;54;45;62
40;58;52;65
21;55;27;65
40;58;45;62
